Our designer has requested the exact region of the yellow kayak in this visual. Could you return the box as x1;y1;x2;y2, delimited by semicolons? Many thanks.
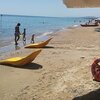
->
25;38;52;48
0;50;41;66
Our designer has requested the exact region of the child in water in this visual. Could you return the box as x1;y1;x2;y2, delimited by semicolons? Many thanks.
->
23;28;26;41
31;34;35;43
22;28;26;45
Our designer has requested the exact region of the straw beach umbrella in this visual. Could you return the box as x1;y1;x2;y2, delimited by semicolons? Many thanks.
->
63;0;100;8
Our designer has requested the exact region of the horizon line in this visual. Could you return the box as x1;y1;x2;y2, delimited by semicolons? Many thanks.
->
0;13;99;18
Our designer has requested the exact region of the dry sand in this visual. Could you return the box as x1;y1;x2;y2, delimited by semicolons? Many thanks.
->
0;26;100;100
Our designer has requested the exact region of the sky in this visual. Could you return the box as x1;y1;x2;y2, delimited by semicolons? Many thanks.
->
0;0;100;17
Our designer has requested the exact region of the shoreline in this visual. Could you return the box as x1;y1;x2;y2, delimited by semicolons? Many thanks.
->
0;25;77;54
0;26;100;100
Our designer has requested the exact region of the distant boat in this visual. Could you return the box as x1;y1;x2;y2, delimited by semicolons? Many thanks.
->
80;24;99;27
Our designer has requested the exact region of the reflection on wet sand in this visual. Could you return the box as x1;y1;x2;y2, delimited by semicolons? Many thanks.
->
23;41;26;46
15;45;20;50
15;40;27;50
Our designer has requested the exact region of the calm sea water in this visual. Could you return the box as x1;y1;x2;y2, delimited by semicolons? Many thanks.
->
0;15;91;39
0;14;91;54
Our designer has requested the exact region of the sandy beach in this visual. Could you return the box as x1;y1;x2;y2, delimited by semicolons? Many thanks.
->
0;26;100;100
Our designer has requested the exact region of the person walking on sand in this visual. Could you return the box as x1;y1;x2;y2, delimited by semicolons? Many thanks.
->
15;23;21;45
31;34;35;43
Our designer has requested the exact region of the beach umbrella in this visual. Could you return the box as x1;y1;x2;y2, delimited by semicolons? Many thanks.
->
63;0;100;8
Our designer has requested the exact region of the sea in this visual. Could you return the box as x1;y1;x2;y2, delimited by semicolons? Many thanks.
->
0;14;93;54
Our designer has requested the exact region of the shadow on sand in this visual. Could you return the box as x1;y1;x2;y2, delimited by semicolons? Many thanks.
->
73;88;100;100
42;46;54;48
25;46;54;49
3;63;43;70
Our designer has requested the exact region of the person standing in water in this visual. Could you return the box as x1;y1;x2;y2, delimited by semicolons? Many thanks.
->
15;23;21;45
22;28;26;45
23;28;26;41
31;34;35;43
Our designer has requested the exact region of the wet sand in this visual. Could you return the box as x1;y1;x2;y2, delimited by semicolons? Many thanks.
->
0;26;100;100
